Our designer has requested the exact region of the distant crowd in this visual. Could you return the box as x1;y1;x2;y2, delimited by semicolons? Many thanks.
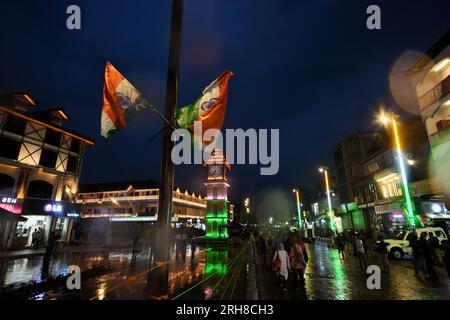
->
252;227;450;292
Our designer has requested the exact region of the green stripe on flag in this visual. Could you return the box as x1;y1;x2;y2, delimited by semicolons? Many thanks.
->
176;96;201;128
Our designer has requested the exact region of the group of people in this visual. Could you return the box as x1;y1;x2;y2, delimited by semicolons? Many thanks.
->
409;231;450;281
335;229;450;280
258;230;309;292
334;231;372;271
31;227;45;248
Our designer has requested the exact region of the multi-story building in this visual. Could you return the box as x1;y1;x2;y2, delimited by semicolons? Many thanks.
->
331;131;387;231
357;117;446;232
78;180;207;221
0;93;95;250
412;30;450;209
76;177;233;243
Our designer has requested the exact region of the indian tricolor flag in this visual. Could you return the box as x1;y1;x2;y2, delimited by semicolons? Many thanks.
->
177;70;234;143
101;62;151;138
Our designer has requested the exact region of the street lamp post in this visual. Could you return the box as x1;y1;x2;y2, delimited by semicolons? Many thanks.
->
378;111;420;229
318;166;336;233
292;189;303;229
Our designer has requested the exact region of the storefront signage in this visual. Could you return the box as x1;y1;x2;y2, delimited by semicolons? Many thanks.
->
44;203;63;213
67;213;79;218
0;197;23;214
375;201;403;214
21;198;81;217
367;162;380;173
1;197;18;204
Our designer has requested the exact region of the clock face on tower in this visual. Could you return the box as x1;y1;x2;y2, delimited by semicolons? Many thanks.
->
209;164;222;179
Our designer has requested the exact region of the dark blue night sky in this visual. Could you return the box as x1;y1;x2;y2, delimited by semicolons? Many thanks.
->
1;0;449;205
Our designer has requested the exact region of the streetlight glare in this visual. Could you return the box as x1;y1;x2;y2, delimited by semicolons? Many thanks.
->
318;167;324;173
377;110;391;126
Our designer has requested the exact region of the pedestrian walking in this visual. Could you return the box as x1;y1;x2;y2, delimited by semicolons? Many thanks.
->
283;233;293;254
355;235;367;270
409;231;425;276
43;231;57;262
443;240;450;278
290;238;306;289
421;233;438;281
272;242;291;291
428;232;444;266
336;233;345;260
352;232;358;257
31;229;38;248
377;236;390;273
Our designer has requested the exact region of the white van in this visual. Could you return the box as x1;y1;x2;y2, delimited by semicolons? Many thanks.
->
385;227;448;260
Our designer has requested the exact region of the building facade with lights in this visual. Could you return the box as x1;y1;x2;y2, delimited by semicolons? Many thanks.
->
76;179;235;243
354;117;447;233
0;93;95;250
412;30;450;212
331;131;388;232
204;149;232;239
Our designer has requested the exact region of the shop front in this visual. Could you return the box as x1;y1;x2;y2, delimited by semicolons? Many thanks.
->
0;197;25;250
420;201;449;233
375;200;407;233
335;202;367;232
11;199;81;249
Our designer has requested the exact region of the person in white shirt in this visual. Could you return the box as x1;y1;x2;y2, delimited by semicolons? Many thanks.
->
273;242;291;291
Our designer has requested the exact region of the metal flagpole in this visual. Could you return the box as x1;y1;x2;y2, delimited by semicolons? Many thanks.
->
148;0;184;299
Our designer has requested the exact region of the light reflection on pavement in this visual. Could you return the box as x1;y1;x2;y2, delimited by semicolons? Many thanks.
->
0;243;212;300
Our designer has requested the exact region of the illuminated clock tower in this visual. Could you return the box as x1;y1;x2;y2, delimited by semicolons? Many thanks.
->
205;149;231;239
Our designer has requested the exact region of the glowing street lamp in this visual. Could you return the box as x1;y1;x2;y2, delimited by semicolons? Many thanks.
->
244;198;250;213
292;188;303;229
377;111;419;228
318;166;336;232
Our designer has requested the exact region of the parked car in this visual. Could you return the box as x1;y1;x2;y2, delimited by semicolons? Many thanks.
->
385;227;448;260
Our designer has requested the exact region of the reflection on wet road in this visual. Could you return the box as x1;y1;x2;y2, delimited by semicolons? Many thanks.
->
0;242;243;300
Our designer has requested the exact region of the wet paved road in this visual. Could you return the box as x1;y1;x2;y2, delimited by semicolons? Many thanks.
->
0;243;246;300
257;242;450;300
1;241;449;300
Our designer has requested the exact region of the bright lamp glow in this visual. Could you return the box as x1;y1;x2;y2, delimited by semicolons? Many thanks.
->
377;110;391;126
432;203;442;213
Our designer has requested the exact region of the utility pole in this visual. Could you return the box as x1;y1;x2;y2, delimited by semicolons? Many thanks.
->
148;0;183;299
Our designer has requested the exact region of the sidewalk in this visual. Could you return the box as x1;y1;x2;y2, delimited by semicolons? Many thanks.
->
0;248;45;260
0;243;133;261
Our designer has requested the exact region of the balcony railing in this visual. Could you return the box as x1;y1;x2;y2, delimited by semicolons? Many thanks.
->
430;125;450;147
419;74;450;110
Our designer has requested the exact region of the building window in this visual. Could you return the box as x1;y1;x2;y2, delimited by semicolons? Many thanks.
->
70;140;81;153
26;180;53;199
66;155;78;173
39;149;58;168
0;173;15;196
0;136;21;160
44;130;62;147
3;116;27;135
